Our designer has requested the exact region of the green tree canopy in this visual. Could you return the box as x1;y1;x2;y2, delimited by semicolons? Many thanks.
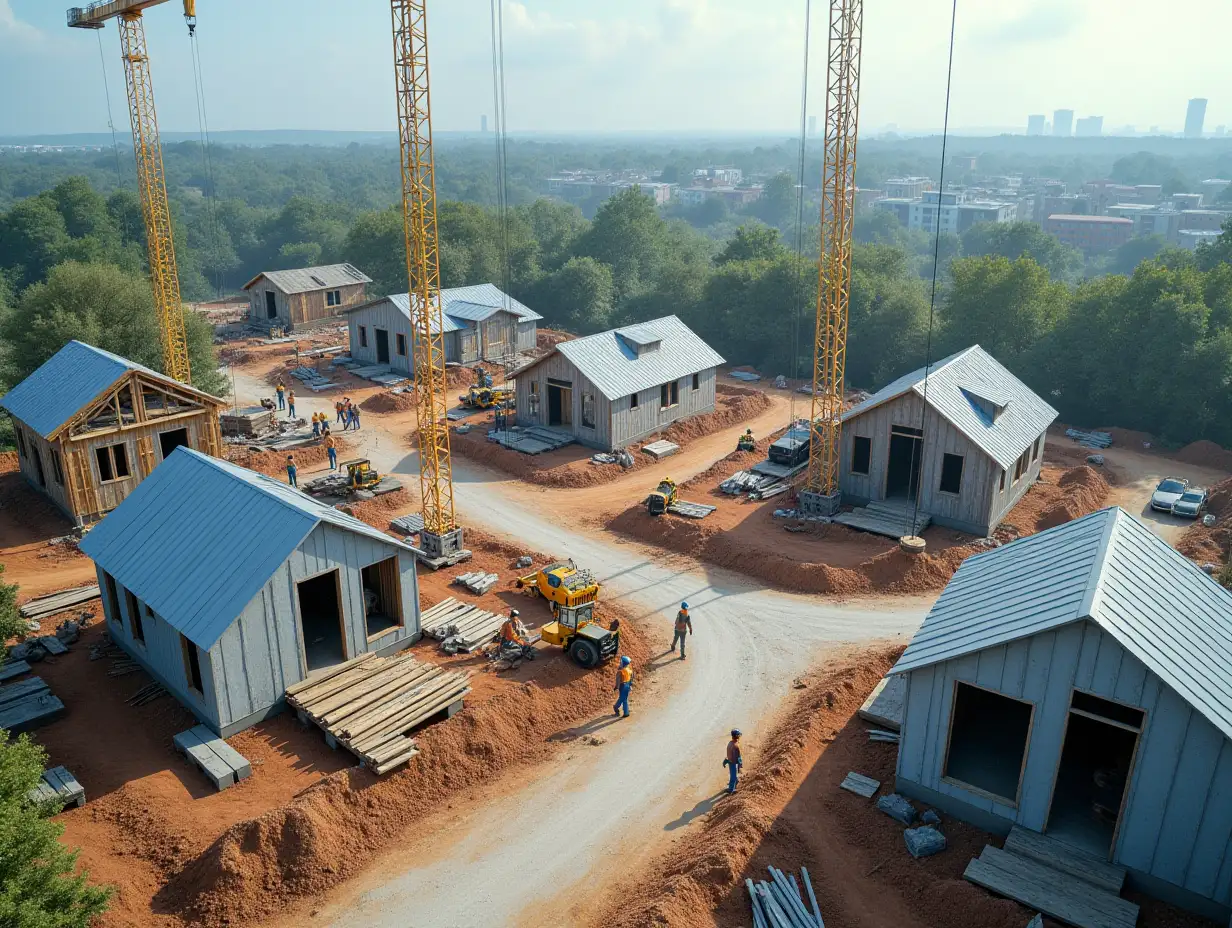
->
1109;235;1166;276
716;224;785;264
960;221;1082;281
343;206;405;297
529;256;614;333
574;188;670;301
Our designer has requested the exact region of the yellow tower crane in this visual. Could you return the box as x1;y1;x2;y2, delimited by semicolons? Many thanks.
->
800;0;862;518
69;1;194;384
389;0;468;568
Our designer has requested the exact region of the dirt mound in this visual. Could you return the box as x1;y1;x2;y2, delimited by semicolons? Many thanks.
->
1035;466;1112;531
1100;426;1156;450
446;362;502;390
660;385;772;446
360;390;416;414
0;451;18;474
1208;476;1232;516
1177;476;1232;565
345;490;414;529
158;606;653;927
1175;439;1232;473
536;328;573;352
224;436;352;478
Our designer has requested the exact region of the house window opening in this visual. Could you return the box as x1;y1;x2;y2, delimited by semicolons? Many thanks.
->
96;443;130;482
944;682;1033;804
361;556;404;640
125;589;145;644
691;372;700;391
851;436;871;475
581;391;596;429
939;453;964;495
396;333;407;357
180;633;204;694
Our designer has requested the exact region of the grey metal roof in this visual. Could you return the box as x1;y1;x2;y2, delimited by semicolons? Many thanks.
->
841;345;1058;471
244;264;372;294
382;294;465;334
439;283;542;322
892;507;1232;741
519;315;725;401
0;340;204;439
79;448;411;651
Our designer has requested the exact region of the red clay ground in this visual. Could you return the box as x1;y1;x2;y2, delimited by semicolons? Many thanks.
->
449;384;775;489
596;644;1214;928
1177;476;1232;569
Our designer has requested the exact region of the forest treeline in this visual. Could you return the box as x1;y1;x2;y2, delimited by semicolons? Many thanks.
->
1;169;1232;450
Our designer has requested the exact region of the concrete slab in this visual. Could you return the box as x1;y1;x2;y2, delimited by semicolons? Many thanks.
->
858;673;906;732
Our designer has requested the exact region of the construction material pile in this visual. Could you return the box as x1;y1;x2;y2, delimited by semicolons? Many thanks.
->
0;676;64;733
590;450;635;468
721;469;791;499
286;652;470;775
729;370;762;383
641;439;680;460
453;571;498;595
421;597;507;653
20;585;99;622
390;513;425;536
220;406;275;439
487;424;576;455
745;866;824;928
1065;428;1113;449
289;365;335;391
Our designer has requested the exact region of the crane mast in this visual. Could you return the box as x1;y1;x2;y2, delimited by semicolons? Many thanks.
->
800;0;862;518
390;0;466;567
69;1;194;384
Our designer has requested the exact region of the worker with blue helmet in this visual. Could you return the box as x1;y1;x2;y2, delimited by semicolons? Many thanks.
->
672;601;692;660
612;655;633;718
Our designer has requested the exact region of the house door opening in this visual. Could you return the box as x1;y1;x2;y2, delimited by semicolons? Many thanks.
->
375;329;391;365
885;425;923;499
1047;692;1143;857
547;378;573;427
265;291;277;319
158;427;189;461
296;570;347;672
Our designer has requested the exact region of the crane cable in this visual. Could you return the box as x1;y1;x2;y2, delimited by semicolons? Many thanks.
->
906;0;959;539
187;18;224;298
789;0;813;430
489;0;514;323
96;29;129;239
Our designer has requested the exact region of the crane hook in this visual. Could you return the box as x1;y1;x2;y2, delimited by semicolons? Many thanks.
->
183;0;196;35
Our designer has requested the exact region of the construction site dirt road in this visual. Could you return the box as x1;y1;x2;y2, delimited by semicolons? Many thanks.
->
230;369;929;927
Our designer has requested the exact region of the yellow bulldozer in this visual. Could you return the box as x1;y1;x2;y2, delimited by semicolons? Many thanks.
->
459;384;514;410
646;477;678;515
515;560;618;667
343;458;381;492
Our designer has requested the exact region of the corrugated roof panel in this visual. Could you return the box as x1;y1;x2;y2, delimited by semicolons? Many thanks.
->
380;294;465;334
1;340;168;438
79;448;411;651
528;315;725;401
245;264;373;295
439;283;543;322
892;507;1232;741
443;300;510;323
841;345;1058;470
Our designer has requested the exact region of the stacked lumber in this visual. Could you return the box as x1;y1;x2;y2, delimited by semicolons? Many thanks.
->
721;470;789;499
1065;428;1113;449
286;652;470;775
19;585;99;621
453;571;498;594
0;677;65;733
746;866;824;928
26;766;86;808
421;597;507;653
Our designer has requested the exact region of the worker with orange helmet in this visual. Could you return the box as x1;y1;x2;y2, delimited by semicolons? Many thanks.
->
612;655;633;718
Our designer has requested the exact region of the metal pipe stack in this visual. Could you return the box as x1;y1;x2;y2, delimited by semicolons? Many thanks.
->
746;865;824;928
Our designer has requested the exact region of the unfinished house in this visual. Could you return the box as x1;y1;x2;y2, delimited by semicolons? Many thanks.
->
243;264;371;332
0;340;226;527
893;507;1232;922
512;315;724;452
79;448;421;737
838;345;1057;537
345;283;542;372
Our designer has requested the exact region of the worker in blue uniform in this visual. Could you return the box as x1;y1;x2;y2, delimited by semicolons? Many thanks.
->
723;729;743;794
612;655;633;718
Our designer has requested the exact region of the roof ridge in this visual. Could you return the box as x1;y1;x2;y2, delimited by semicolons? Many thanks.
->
180;448;328;526
1079;506;1123;620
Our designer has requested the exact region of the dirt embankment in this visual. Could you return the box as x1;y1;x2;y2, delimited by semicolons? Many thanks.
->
600;644;1207;928
449;384;774;490
1177;476;1232;566
360;390;417;414
223;436;354;478
536;328;573;352
609;463;1112;598
1175;440;1232;473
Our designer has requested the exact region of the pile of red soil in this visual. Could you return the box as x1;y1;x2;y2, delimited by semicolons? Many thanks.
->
344;489;414;529
446;362;502;390
158;608;653;927
1175;440;1232;473
360;390;417;414
224;437;352;478
1035;466;1112;531
681;426;791;492
536;328;573;352
0;450;19;474
1177;476;1232;565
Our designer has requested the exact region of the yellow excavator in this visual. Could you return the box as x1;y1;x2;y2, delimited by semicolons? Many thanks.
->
646;478;678;515
459;384;514;410
343;459;381;492
515;561;618;667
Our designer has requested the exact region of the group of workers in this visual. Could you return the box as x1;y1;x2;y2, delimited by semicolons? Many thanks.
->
335;397;362;431
276;382;297;419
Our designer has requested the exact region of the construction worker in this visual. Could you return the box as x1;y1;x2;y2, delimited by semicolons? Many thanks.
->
612;655;633;718
500;609;528;646
286;454;297;488
723;729;743;794
341;398;352;431
672;601;692;660
335;399;345;425
311;412;321;438
349;404;362;431
287;390;296;419
325;433;337;470
276;381;286;410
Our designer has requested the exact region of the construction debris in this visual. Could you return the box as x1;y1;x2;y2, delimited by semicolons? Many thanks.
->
1086;454;1105;466
590;449;635;468
220;406;275;439
876;792;917;825
487;425;576;455
641;439;680;460
26;765;85;809
721;469;790;499
0;677;65;733
773;375;788;388
127;681;167;707
347;364;409;387
840;771;881;798
303;471;403;499
453;571;499;595
515;555;533;569
286;651;471;774
666;500;716;519
19;585;100;621
421;597;507;653
1065;428;1113;449
0;660;31;683
728;370;762;383
745;866;824;928
904;825;947;858
289;365;335;391
858;672;905;731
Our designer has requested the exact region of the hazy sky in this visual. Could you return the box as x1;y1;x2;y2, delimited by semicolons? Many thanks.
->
1;0;1228;137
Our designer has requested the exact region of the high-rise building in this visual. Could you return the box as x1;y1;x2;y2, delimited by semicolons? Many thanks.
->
481;115;488;133
808;115;817;137
1053;109;1074;137
1075;116;1103;137
1027;114;1046;136
1185;98;1208;139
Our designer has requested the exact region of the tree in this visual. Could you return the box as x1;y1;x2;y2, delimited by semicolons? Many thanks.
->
574;188;670;302
1109;235;1166;276
960;221;1082;281
343;207;405;297
1196;217;1232;273
748;172;796;230
0;262;226;397
0;197;71;291
0;564;19;655
530;257;614;333
941;255;1069;366
716;224;784;264
519;199;586;273
0;729;112;926
848;265;931;388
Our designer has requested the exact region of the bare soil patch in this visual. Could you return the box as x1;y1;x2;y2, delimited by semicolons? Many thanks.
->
1174;440;1232;473
1177;476;1232;567
359;390;416;414
449;385;774;489
536;328;573;352
598;644;1210;928
223;435;355;478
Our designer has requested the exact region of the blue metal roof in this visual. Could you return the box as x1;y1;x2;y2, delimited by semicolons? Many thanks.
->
0;340;165;438
893;507;1232;740
79;448;412;651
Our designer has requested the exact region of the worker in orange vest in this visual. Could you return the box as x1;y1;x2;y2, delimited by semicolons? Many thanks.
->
325;433;337;470
672;601;692;660
286;390;296;419
276;381;286;410
612;656;633;718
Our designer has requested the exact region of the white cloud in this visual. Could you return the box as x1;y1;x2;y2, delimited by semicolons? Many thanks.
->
0;0;43;44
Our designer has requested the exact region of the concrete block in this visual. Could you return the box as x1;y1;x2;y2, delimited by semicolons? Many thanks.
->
904;825;947;858
922;809;942;826
876;792;917;825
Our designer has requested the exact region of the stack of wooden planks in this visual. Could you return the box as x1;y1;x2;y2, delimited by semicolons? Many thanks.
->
286;652;470;775
19;585;99;621
421;597;506;653
174;725;252;791
0;677;65;732
453;571;499;595
26;766;85;808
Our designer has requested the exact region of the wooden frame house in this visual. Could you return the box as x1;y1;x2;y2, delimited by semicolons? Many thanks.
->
243;264;371;332
0;341;226;527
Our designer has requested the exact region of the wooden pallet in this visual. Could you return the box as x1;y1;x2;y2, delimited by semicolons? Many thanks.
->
27;765;86;808
173;725;252;791
286;652;470;775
